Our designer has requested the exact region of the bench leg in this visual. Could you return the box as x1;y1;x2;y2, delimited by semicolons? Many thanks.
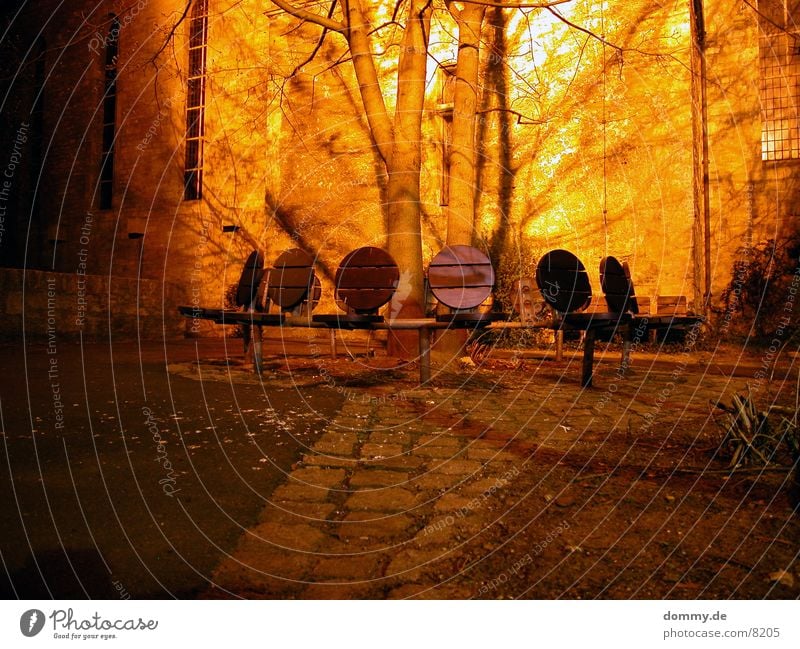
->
582;329;595;388
621;324;632;374
555;329;564;362
419;327;431;384
621;339;632;373
329;329;337;359
242;323;251;356
252;325;263;375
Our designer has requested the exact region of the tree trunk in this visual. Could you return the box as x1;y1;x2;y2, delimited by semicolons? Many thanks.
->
434;3;487;364
343;0;394;164
386;0;431;357
446;3;486;246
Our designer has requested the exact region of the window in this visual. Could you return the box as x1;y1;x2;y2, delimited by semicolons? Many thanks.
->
437;63;456;206
184;0;208;200
99;15;119;209
759;0;800;161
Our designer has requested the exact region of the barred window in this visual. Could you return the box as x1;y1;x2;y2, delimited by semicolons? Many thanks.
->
99;14;119;209
760;0;800;161
437;63;456;206
184;0;208;200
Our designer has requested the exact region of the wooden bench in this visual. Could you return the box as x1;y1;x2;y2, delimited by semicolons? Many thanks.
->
535;249;633;387
646;295;703;342
179;248;320;372
178;246;647;388
598;259;703;341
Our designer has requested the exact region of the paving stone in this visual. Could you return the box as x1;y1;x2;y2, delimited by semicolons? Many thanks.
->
370;455;425;471
313;438;356;456
302;453;356;468
412;472;468;492
413;520;458;548
384;548;450;580
411;445;461;459
416;434;462;447
221;545;315;581
310;554;384;581
426;459;483;476
349;469;410;488
272;483;332;503
262;501;337;525
345;487;420;512
319;430;359;443
459;475;517;497
434;494;475;512
247;522;329;552
288;467;347;488
466;446;519;462
329;419;370;431
209;546;315;596
427;513;486;536
368;430;412;446
360;442;404;459
335;511;418;541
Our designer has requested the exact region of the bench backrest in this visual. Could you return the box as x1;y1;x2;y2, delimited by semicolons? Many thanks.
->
267;248;318;312
235;251;265;308
599;256;639;314
535;249;592;314
428;245;494;310
657;295;688;316
334;246;399;314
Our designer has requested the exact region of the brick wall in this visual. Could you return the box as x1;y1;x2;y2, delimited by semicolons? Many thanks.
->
0;268;187;341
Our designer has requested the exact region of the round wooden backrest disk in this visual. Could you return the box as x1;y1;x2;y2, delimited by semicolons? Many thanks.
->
428;245;494;310
535;249;592;314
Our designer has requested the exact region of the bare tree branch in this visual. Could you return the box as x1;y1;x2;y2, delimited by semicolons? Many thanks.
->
270;0;346;34
741;0;800;41
150;0;193;64
443;0;461;21
288;0;339;77
545;5;622;53
464;0;574;7
476;106;546;124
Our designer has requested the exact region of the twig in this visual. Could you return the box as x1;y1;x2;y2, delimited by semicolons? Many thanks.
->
288;0;339;78
150;0;193;64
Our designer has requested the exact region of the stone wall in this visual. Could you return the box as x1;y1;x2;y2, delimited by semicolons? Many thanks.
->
0;268;187;341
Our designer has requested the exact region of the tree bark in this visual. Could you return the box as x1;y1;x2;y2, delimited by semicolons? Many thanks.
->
386;0;432;356
433;3;487;364
269;0;432;359
342;0;394;165
446;3;486;245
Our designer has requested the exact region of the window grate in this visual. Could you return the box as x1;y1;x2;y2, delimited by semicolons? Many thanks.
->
759;0;800;161
184;0;208;201
99;15;119;210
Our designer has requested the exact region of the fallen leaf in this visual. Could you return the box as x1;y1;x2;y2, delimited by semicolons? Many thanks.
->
768;570;794;588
